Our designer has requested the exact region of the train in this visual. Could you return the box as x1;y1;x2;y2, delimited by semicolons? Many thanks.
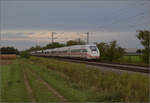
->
31;44;100;60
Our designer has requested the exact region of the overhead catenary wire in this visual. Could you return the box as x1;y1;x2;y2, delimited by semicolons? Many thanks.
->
97;12;146;32
96;2;148;31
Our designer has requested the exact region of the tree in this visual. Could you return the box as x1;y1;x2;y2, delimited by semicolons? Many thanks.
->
136;49;142;54
26;45;43;52
137;30;150;64
20;51;31;59
26;42;65;52
66;39;85;46
43;42;65;49
0;47;19;54
67;40;78;46
97;41;125;62
107;41;125;61
97;42;109;60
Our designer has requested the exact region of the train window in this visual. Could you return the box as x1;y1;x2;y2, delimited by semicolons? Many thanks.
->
71;50;75;52
71;49;81;53
82;49;87;52
62;50;67;53
71;50;74;52
51;51;55;54
89;46;97;51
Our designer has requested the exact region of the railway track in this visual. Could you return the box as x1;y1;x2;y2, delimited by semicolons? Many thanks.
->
34;55;149;74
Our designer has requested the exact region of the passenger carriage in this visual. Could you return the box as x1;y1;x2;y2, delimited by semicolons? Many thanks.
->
31;44;100;60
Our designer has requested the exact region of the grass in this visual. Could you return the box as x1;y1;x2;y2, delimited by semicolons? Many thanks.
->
25;60;90;102
114;55;147;66
22;63;60;102
121;55;142;63
0;57;149;102
0;61;30;102
30;56;149;102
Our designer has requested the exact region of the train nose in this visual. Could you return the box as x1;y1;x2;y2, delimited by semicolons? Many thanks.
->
91;51;99;56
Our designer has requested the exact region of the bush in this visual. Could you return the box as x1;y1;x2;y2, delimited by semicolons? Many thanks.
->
20;51;30;59
137;30;150;64
97;41;125;62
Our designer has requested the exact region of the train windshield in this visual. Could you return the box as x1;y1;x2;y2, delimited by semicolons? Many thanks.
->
89;46;97;51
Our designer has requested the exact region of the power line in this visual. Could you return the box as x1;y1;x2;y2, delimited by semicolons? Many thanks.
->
96;2;147;31
98;12;146;32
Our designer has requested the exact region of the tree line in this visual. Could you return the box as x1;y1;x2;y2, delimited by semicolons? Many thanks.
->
0;30;149;64
26;39;86;52
0;47;19;55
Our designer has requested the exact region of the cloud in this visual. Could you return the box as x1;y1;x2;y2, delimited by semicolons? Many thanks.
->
26;32;35;35
1;30;86;43
1;29;143;50
1;1;149;32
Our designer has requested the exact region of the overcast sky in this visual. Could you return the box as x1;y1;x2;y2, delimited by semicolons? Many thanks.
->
1;0;150;50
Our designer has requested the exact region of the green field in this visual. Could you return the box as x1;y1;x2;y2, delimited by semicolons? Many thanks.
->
114;55;147;66
122;55;142;62
0;57;149;102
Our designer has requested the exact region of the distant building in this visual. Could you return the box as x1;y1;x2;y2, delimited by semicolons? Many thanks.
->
124;48;142;55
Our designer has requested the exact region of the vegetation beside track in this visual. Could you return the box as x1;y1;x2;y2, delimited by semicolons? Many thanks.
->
119;55;142;63
30;56;149;102
113;55;147;66
0;56;149;102
26;60;89;102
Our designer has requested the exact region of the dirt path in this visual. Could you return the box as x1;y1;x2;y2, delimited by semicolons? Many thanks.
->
28;68;68;103
22;68;36;103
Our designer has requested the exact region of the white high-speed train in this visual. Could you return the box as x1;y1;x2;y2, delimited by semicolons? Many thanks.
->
31;44;100;60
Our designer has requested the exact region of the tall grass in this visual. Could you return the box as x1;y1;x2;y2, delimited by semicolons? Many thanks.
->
25;60;90;102
0;61;30;102
23;65;60;102
30;56;149;102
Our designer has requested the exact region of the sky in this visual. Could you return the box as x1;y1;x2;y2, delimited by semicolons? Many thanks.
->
1;0;150;50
